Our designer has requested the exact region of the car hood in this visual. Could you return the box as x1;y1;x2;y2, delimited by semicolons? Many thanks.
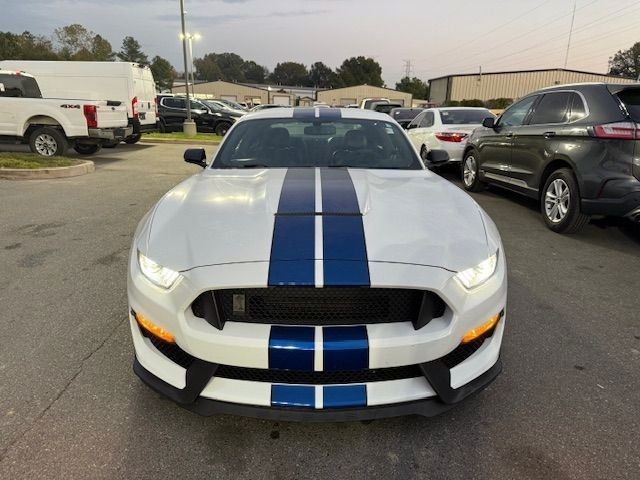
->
139;168;492;273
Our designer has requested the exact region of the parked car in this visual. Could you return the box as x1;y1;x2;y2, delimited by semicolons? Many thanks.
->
389;107;425;129
0;70;131;156
0;60;158;144
360;98;390;109
129;107;507;420
373;102;403;115
157;95;235;136
249;104;282;112
201;100;245;118
462;83;640;233
215;98;248;112
407;107;494;164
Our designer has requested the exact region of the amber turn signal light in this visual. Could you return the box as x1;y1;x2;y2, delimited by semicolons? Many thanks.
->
461;313;501;344
134;311;175;343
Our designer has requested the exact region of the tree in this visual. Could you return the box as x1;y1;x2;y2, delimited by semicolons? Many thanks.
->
150;55;175;91
117;36;148;64
194;54;223;81
0;31;59;60
54;24;94;60
395;76;429;100
608;42;640;79
336;56;383;87
309;61;336;88
91;35;114;61
269;61;309;86
485;98;513;109
243;60;267;83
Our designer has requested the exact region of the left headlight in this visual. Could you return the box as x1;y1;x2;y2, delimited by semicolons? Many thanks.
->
455;251;498;290
138;251;181;289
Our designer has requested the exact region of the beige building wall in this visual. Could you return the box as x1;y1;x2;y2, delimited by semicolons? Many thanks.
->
430;69;637;104
172;80;269;104
317;85;412;107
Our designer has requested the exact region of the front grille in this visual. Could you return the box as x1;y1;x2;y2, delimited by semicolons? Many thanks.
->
193;287;445;329
216;364;423;384
142;329;196;369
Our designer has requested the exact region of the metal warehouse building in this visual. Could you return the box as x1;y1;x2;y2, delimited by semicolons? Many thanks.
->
171;80;296;106
429;68;637;105
317;85;413;107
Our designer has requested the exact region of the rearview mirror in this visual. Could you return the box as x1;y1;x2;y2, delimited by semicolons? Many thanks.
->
482;117;495;128
184;148;207;168
425;149;450;164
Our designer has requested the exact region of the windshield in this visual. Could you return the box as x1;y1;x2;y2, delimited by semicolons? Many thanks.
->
440;109;493;125
213;118;422;170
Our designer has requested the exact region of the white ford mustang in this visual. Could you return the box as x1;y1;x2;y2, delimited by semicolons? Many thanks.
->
128;107;507;421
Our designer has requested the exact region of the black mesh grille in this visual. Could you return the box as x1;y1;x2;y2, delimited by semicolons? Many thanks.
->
141;329;196;369
216;364;423;384
441;336;488;369
204;287;444;326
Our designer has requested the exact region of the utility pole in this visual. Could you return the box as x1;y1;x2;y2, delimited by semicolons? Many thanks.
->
564;0;577;69
179;0;196;137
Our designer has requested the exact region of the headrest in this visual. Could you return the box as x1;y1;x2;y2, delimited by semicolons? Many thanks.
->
265;127;290;147
344;129;367;149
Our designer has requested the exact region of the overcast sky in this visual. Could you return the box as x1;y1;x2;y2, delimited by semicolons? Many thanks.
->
1;0;639;84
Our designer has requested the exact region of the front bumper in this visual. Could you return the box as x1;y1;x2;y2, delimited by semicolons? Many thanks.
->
134;354;502;421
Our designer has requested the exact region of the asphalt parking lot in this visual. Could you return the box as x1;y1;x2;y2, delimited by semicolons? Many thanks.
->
1;143;639;480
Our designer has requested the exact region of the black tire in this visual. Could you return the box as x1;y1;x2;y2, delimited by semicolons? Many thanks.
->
419;145;428;161
541;168;590;233
158;119;168;133
461;150;486;192
74;143;101;155
102;140;120;148
29;127;68;157
215;122;231;136
124;134;142;144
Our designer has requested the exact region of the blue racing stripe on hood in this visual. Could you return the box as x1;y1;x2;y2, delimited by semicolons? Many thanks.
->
320;168;370;286
268;168;316;286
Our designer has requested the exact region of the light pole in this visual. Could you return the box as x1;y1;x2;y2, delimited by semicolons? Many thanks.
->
179;0;196;137
182;32;201;98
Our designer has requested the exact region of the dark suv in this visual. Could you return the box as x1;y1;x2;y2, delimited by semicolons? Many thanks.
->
157;95;236;136
462;83;640;233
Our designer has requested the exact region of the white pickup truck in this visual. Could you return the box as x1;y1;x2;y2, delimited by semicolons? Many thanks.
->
0;70;132;156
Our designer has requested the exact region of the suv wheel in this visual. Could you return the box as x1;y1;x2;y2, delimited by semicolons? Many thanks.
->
215;122;231;136
462;150;486;192
124;134;142;144
541;168;590;233
29;127;68;157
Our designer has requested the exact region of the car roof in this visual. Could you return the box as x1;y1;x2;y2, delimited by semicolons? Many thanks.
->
239;107;394;123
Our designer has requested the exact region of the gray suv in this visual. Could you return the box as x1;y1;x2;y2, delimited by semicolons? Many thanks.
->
462;83;640;233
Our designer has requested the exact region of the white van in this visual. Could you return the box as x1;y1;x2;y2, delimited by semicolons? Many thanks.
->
0;61;158;144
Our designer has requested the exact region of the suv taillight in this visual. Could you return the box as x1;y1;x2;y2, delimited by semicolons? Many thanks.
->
435;132;468;142
132;96;139;119
83;105;98;129
593;122;638;140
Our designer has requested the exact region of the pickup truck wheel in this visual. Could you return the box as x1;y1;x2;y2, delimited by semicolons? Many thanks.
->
74;143;101;155
124;134;142;144
215;122;231;136
29;127;68;157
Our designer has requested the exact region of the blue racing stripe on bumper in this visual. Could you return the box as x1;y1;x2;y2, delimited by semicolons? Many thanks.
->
271;385;315;408
269;326;315;371
323;385;367;409
323;326;369;371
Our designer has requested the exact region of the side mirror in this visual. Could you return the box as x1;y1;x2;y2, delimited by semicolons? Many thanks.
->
406;124;417;130
184;148;207;168
425;149;450;164
482;117;495;128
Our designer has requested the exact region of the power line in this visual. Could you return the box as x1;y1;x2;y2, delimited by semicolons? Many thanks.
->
564;1;578;68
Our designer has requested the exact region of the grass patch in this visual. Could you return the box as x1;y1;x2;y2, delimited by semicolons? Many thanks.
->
0;153;79;169
143;132;222;142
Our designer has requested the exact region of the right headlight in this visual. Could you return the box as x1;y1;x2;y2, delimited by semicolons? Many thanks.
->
455;251;498;290
138;251;181;289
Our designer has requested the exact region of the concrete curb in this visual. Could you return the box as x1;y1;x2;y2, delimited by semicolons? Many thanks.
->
139;138;221;146
0;160;95;180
